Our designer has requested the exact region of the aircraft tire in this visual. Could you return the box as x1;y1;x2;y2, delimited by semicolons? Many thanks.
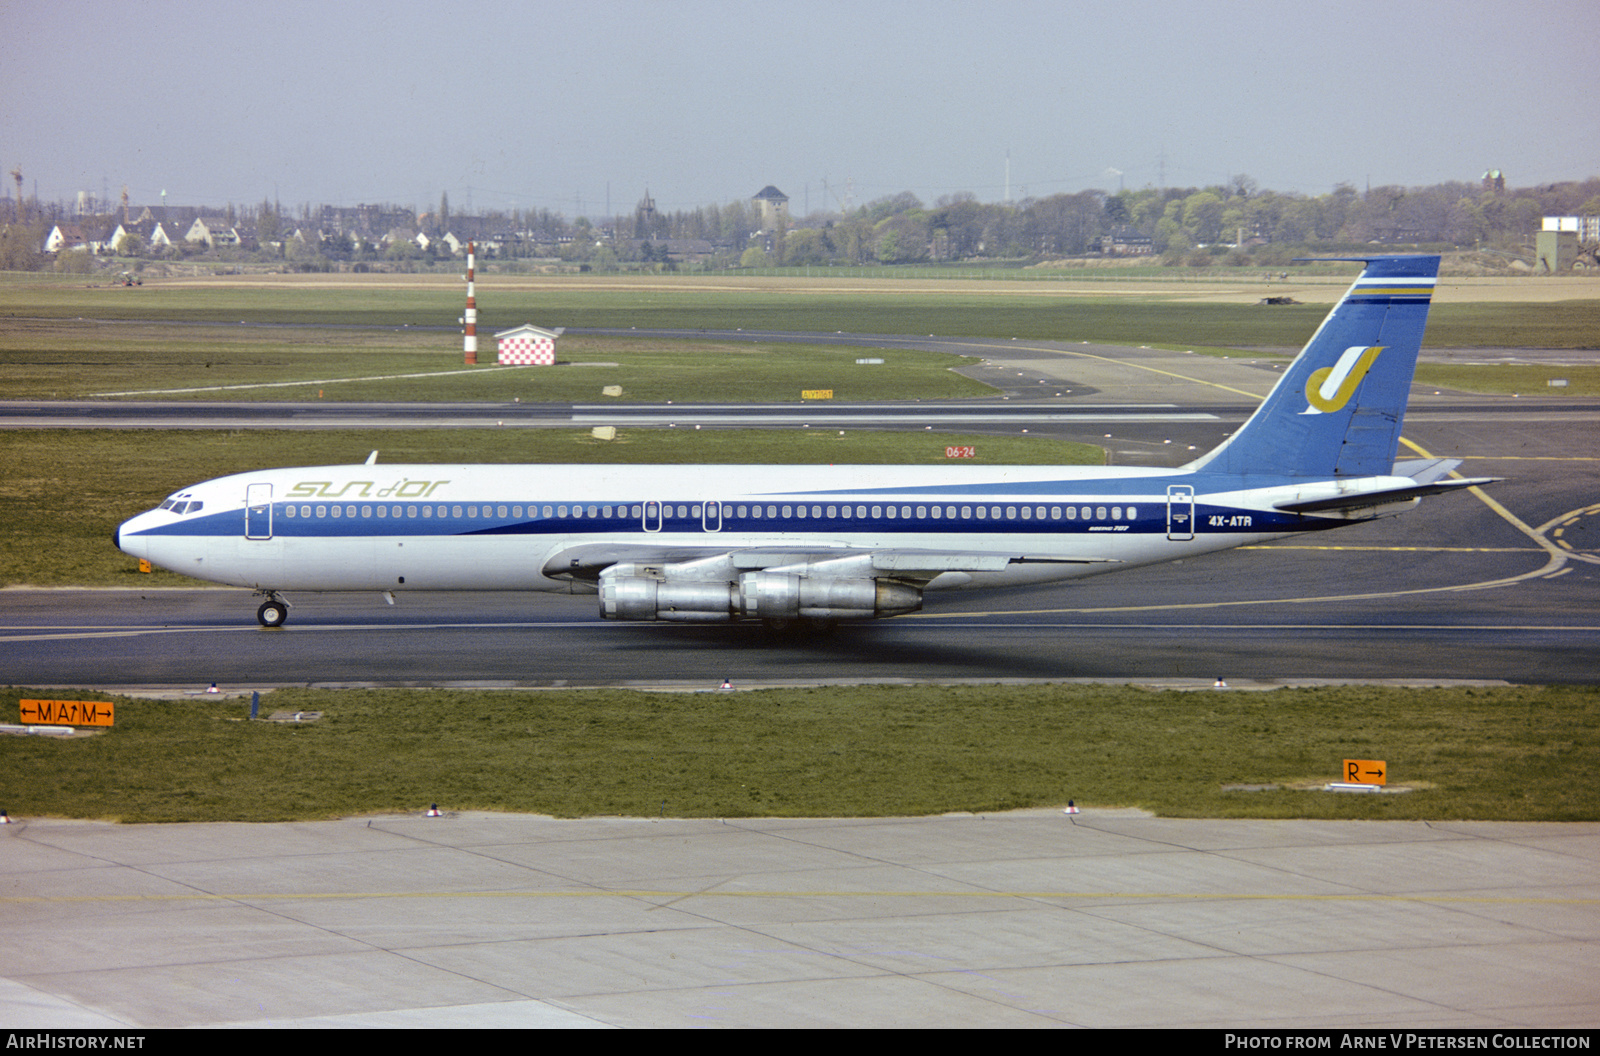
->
257;601;288;628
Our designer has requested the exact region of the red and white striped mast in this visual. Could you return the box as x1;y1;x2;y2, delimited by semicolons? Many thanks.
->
463;241;478;364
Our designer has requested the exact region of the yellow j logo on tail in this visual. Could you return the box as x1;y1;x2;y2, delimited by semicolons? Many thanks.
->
1303;345;1383;414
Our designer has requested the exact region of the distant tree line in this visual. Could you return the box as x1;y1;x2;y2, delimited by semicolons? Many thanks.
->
5;174;1599;272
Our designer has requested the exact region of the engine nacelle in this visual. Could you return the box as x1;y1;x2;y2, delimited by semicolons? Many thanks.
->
599;570;736;623
598;564;923;622
737;572;921;620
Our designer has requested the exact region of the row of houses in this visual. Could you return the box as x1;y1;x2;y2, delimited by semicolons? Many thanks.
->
41;209;634;261
38;201;519;257
43;213;727;264
40;186;790;261
45;211;250;254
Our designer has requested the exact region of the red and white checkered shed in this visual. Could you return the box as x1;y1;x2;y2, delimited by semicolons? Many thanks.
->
497;336;555;365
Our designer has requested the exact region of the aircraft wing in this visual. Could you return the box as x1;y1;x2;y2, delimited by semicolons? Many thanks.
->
543;543;1118;585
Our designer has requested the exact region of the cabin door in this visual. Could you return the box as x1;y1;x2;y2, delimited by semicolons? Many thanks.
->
245;483;273;540
1166;484;1195;541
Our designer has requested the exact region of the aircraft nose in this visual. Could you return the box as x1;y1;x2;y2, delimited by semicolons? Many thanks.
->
112;523;121;551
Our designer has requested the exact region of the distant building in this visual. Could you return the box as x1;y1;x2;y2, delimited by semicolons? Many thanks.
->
1538;216;1600;272
752;185;789;232
186;216;241;248
1100;227;1153;256
495;324;562;366
1482;169;1505;194
44;223;90;252
1543;216;1600;241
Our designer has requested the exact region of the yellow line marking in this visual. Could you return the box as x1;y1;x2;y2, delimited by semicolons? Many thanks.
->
1397;436;1572;576
1450;456;1600;462
1240;545;1532;553
951;341;1272;400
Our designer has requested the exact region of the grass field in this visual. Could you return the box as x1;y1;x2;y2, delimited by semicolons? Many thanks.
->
3;272;1597;349
0;427;1104;587
0;321;994;402
3;683;1595;823
1414;363;1600;397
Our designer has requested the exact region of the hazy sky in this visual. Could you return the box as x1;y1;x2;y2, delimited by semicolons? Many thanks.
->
5;0;1597;217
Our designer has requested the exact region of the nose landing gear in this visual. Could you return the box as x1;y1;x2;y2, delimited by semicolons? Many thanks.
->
255;592;290;628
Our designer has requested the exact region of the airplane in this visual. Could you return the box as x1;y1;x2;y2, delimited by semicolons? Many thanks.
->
114;254;1495;631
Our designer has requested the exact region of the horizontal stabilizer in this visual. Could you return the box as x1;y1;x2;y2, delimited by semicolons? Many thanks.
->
1274;477;1498;514
1392;457;1463;485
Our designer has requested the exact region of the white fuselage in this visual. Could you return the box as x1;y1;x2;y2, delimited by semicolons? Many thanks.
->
115;460;1395;602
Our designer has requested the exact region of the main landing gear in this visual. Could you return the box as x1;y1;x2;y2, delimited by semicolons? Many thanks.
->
256;592;289;628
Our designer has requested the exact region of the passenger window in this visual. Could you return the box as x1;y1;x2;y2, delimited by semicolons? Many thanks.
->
362;505;372;518
1066;507;1076;520
1128;506;1138;519
1096;507;1107;520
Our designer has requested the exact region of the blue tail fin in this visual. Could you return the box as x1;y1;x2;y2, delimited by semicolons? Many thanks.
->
1187;254;1439;478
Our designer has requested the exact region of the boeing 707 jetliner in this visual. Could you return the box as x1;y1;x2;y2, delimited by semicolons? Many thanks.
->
115;255;1492;629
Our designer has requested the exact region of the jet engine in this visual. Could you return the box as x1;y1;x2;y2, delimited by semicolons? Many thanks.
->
598;562;922;623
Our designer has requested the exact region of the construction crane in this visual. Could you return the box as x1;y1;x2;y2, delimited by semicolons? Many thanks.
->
9;166;22;222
